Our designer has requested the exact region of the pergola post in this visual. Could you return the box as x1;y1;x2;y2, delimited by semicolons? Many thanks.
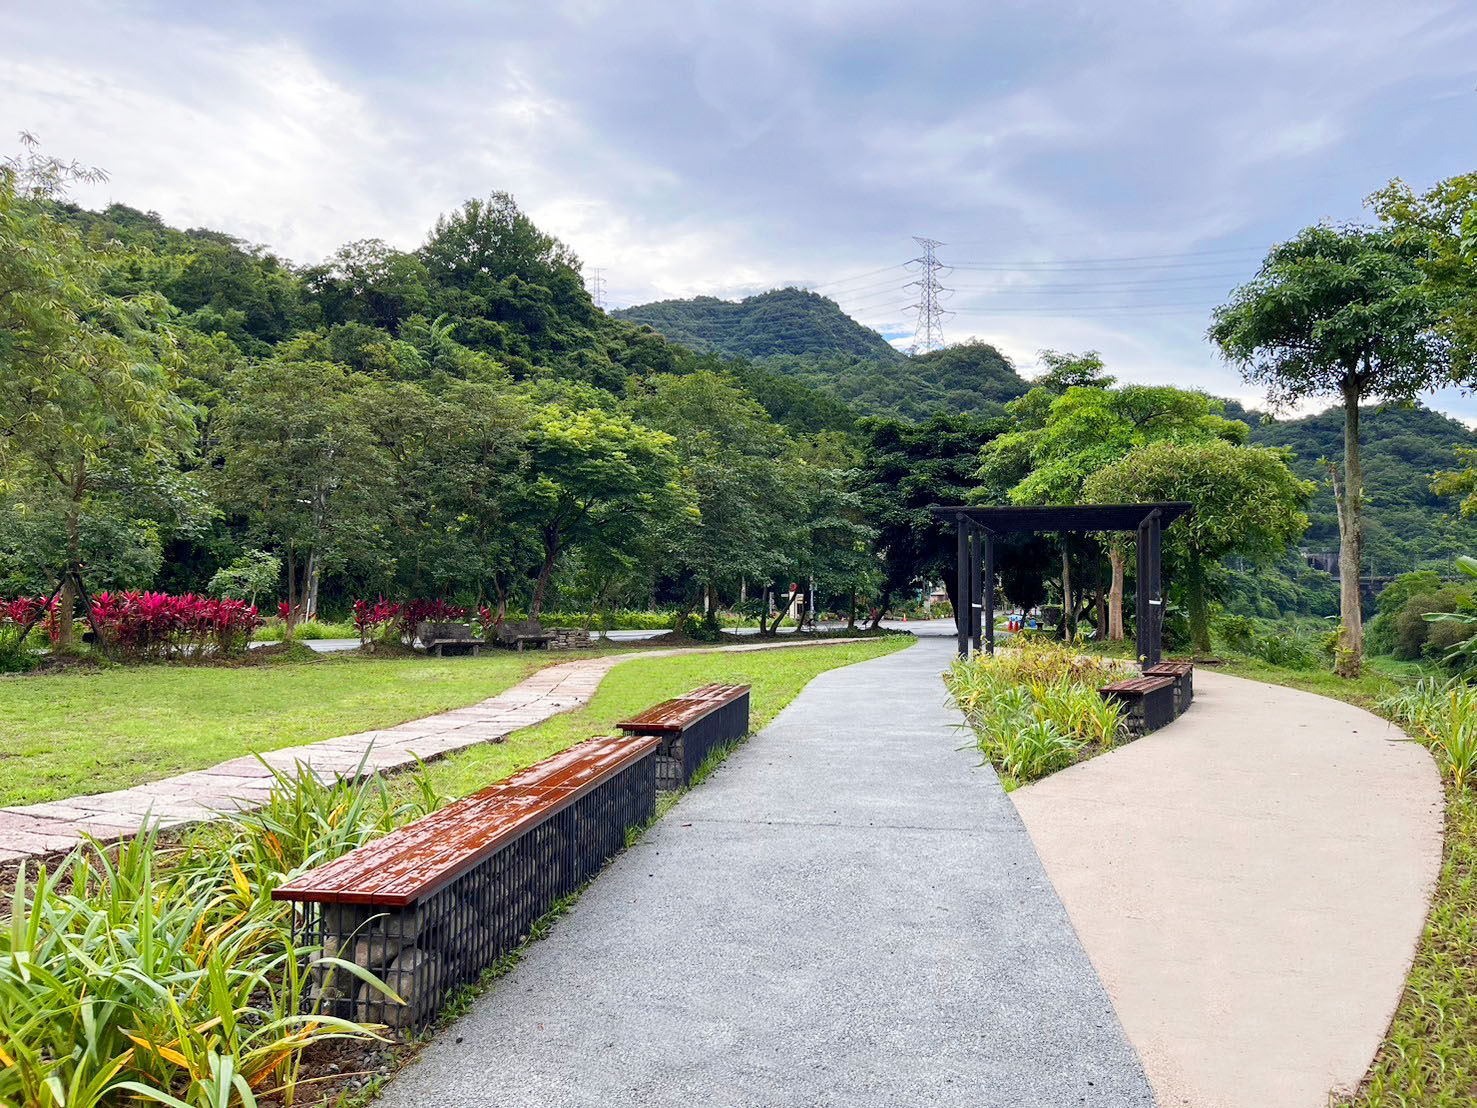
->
955;513;970;658
983;528;995;655
968;525;983;654
1136;509;1163;666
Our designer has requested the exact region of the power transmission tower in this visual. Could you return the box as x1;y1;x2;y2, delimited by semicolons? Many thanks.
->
905;237;950;353
587;267;607;309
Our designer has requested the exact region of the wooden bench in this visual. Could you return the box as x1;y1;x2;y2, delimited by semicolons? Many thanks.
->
1143;661;1193;714
272;733;659;1030
1099;675;1177;735
416;620;484;657
616;683;751;790
493;618;554;652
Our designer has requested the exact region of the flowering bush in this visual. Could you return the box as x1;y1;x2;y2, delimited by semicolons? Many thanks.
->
89;591;262;661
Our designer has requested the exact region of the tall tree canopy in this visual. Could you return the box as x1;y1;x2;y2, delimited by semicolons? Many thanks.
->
1209;224;1449;675
1085;440;1313;654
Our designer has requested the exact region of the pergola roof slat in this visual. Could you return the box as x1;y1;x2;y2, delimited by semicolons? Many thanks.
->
931;502;1192;533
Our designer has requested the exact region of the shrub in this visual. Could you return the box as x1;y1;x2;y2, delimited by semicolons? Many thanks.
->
945;639;1129;785
0;758;443;1107
90;591;262;661
0;596;53;672
207;549;282;609
1382;678;1477;791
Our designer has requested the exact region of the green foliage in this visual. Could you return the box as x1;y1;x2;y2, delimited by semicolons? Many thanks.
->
0;759;443;1108
614;287;901;362
1247;404;1477;573
1085;439;1314;653
944;639;1128;785
1214;613;1326;670
207;549;281;608
766;339;1027;421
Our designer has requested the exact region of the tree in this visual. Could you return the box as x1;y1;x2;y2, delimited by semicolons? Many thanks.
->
517;399;684;619
1374;173;1477;382
1209;224;1449;675
854;413;1005;626
1084;441;1313;654
0;137;197;644
213;358;391;627
981;384;1247;639
1032;349;1115;392
630;371;801;627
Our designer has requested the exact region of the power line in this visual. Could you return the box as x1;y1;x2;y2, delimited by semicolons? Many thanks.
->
906;237;950;354
587;267;607;309
806;263;911;290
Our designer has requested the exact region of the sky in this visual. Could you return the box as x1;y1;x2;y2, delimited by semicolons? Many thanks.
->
7;0;1477;417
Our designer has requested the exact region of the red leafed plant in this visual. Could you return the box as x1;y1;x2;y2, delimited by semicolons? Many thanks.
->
353;597;402;645
397;598;468;639
89;591;263;661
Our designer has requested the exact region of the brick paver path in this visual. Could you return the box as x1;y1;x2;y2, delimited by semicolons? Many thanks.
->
0;638;854;865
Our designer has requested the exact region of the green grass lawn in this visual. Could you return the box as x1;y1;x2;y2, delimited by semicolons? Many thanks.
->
416;636;912;800
0;649;567;806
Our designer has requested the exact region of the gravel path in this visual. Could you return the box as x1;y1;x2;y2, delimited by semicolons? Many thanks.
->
0;638;859;864
1012;667;1444;1108
378;634;1152;1107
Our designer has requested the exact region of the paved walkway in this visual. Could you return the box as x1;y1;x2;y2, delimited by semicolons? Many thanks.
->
379;634;1152;1107
1012;668;1444;1108
0;638;856;864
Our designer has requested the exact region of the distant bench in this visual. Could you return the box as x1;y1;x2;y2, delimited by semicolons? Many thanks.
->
493;619;554;652
273;733;659;1030
1099;674;1177;736
416;621;484;657
617;683;751;790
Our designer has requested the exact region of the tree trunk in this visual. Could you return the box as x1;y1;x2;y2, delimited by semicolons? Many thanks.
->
1107;543;1126;641
867;588;890;631
1334;376;1364;677
1186;565;1212;655
530;530;560;620
55;577;75;647
846;589;857;631
304;549;321;622
285;545;298;638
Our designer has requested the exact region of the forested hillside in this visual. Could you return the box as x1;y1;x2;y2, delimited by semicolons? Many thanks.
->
619;286;1029;421
614;287;902;362
1223;401;1477;572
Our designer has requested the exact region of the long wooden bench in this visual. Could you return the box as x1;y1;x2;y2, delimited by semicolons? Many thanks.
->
616;683;751;790
1099;674;1177;735
1143;660;1193;714
272;733;659;1030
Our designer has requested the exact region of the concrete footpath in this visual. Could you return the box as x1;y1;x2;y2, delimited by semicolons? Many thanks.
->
1012;668;1444;1108
379;634;1152;1107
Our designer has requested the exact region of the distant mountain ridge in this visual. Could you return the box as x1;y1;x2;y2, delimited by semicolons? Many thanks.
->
614;287;903;362
616;287;1030;420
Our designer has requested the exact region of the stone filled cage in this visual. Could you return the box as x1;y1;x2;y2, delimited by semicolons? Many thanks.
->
284;744;657;1031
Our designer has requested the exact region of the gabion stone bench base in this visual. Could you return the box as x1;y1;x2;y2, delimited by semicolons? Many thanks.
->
1099;674;1178;736
1143;661;1193;715
617;684;751;789
273;734;658;1030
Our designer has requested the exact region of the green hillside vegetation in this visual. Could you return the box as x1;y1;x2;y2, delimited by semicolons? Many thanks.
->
766;340;1029;421
614;286;902;362
1230;402;1477;573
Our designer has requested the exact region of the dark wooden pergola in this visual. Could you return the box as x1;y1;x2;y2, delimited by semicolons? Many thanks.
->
931;503;1192;665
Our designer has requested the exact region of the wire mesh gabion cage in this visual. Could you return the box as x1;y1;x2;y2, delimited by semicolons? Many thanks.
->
288;742;657;1032
618;685;751;790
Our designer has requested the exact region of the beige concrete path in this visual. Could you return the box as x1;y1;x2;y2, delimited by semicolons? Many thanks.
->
0;637;858;865
1011;668;1444;1108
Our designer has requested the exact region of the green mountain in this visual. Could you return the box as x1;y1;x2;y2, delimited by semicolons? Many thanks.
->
1223;400;1477;573
764;340;1029;422
614;287;903;362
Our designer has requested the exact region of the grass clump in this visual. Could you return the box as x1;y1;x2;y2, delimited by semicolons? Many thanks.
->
0;759;444;1108
945;638;1128;787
